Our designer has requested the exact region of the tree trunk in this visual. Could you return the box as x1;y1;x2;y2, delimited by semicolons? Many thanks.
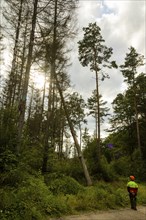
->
95;68;101;161
6;0;24;107
55;75;92;185
134;96;142;156
17;12;29;103
51;0;92;186
17;0;39;153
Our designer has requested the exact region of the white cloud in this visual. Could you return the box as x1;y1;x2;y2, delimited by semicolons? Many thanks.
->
68;0;146;137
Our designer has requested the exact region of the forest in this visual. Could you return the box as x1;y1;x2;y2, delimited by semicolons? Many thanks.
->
0;0;146;219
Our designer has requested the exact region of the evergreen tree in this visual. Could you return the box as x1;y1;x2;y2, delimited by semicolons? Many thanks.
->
78;22;117;161
87;90;110;140
120;47;145;156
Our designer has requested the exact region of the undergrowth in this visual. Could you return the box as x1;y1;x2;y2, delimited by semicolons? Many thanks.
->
0;175;146;220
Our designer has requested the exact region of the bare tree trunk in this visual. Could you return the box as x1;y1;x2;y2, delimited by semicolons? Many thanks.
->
17;0;39;153
132;77;142;157
95;69;101;161
6;0;24;107
41;65;53;173
55;75;92;185
17;11;29;102
51;0;92;186
27;84;34;123
134;96;142;156
38;70;46;135
79;122;82;149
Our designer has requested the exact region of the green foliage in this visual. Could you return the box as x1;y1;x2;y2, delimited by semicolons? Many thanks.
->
138;184;146;204
110;156;130;177
48;176;84;195
66;92;87;127
83;139;99;174
0;150;18;173
44;158;85;184
104;126;146;181
129;149;146;181
0;148;42;187
98;156;117;181
0;176;49;220
84;140;117;181
108;48;146;178
114;188;129;207
78;22;116;73
0;108;18;153
20;143;44;172
1;172;146;220
66;181;130;212
120;46;144;84
0;176;70;220
87;91;110;123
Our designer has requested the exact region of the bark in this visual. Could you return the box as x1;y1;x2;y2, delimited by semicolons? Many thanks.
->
134;95;142;156
55;74;92;185
27;84;34;123
41;61;53;173
17;11;29;102
6;0;24;107
17;0;39;153
94;47;101;161
95;70;101;161
50;0;92;186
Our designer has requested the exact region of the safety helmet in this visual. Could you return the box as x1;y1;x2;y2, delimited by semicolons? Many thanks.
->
130;175;135;181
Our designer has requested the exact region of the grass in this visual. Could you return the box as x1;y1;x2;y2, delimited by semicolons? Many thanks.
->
1;177;146;220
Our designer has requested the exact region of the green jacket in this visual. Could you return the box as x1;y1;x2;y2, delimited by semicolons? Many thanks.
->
127;181;138;194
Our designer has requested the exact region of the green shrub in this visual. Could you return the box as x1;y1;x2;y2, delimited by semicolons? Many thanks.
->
20;144;44;172
47;158;85;184
0;150;18;173
115;188;128;207
69;181;131;212
0;108;18;154
138;183;146;205
111;156;130;176
0;176;70;220
1;173;145;220
99;156;117;181
48;176;84;195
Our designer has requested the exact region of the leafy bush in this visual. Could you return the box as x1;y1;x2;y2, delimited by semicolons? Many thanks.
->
0;176;71;220
115;188;129;206
20;144;43;172
48;176;84;195
111;156;130;176
98;156;117;181
0;108;18;153
0;150;18;173
46;158;85;184
66;181;130;212
138;183;146;205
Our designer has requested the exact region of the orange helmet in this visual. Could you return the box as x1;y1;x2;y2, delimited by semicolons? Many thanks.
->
130;175;135;181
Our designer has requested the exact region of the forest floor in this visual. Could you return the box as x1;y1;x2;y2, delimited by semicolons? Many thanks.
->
50;206;146;220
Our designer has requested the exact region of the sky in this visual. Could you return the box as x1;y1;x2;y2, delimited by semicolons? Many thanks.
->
0;0;145;139
68;0;146;138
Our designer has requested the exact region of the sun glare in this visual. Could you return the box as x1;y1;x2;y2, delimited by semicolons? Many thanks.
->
31;73;45;90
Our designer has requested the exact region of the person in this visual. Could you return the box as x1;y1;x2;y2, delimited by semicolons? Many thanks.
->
127;175;138;210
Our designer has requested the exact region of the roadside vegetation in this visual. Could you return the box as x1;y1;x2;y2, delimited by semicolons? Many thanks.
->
1;1;146;220
0;145;146;220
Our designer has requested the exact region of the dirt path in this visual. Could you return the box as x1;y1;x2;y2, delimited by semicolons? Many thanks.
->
50;206;146;220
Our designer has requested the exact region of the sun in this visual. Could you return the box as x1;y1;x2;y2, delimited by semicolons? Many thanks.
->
31;73;45;90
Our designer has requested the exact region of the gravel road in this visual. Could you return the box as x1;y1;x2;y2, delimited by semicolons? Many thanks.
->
50;206;146;220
